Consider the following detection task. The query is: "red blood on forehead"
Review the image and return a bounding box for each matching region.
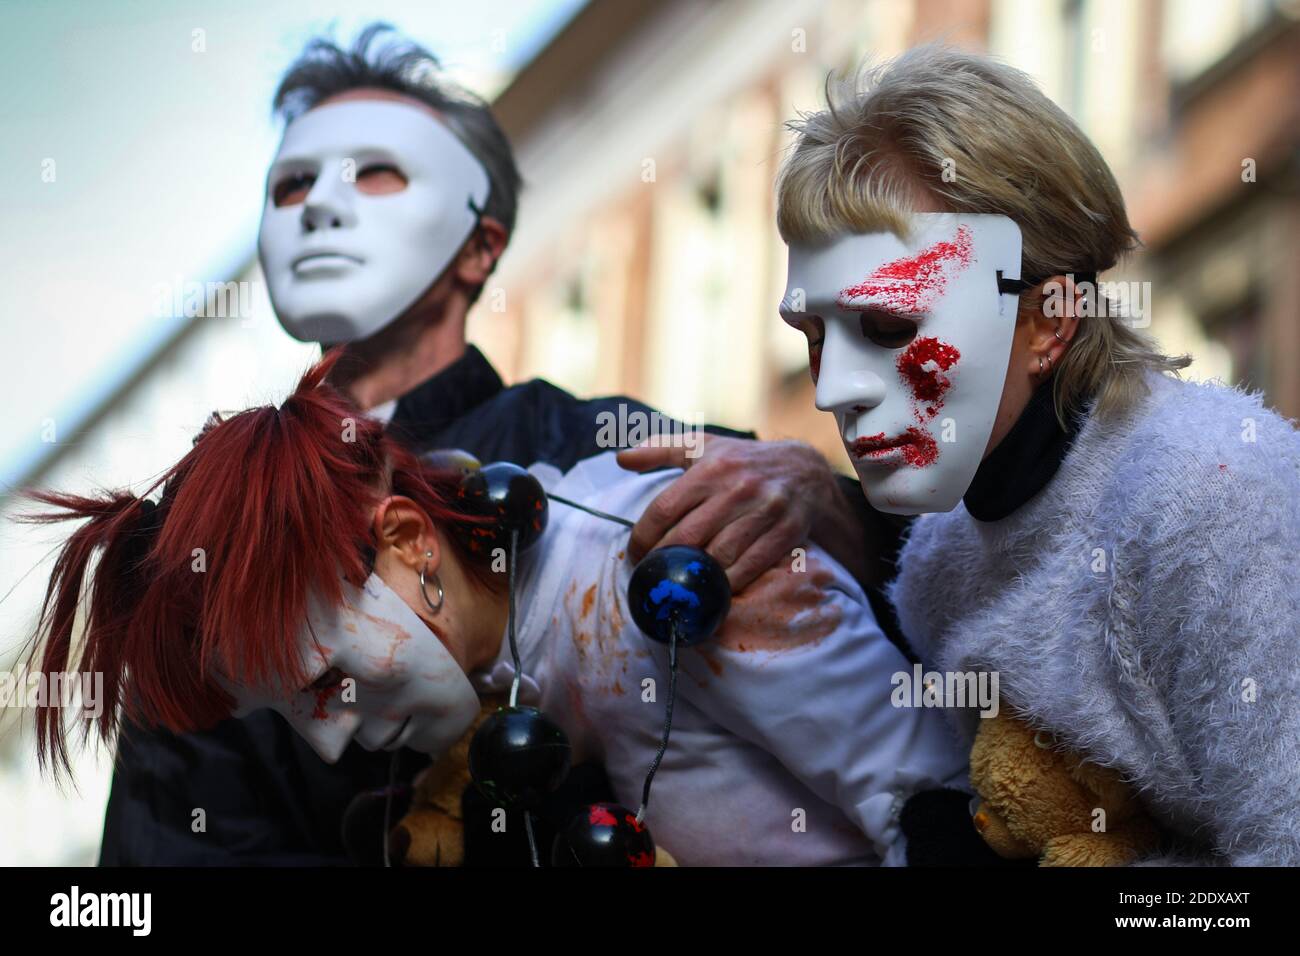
[837,225,974,314]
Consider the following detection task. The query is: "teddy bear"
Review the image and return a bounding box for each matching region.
[968,705,1161,866]
[383,695,503,866]
[386,693,676,866]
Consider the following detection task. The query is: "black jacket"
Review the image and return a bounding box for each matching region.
[98,346,755,865]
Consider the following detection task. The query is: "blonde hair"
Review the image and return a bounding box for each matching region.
[776,43,1189,425]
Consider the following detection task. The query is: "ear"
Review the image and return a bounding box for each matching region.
[1021,274,1083,374]
[452,215,509,288]
[373,495,441,572]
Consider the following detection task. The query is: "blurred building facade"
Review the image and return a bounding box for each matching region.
[477,0,1300,469]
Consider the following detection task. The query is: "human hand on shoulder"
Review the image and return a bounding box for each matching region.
[617,434,835,592]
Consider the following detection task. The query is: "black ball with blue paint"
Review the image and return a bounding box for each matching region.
[627,545,731,646]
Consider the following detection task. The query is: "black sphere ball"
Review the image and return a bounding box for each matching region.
[551,802,656,867]
[627,545,731,646]
[457,462,548,555]
[468,706,571,810]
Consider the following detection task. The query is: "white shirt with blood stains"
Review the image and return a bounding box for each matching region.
[470,451,971,866]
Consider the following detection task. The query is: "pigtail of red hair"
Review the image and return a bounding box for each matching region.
[21,490,161,775]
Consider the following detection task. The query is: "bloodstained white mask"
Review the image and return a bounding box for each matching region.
[258,99,491,344]
[226,573,481,763]
[782,213,1024,515]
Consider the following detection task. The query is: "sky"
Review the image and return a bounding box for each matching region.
[0,0,586,494]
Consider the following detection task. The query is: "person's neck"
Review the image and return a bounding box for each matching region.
[329,298,470,412]
[963,376,1086,522]
[474,588,510,673]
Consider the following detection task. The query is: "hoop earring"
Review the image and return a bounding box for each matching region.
[419,551,443,614]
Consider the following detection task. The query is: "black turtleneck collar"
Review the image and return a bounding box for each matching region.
[386,344,504,448]
[963,376,1088,522]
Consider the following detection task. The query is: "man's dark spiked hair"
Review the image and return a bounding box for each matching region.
[272,22,522,236]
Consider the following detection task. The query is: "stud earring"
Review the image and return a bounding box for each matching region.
[419,551,443,614]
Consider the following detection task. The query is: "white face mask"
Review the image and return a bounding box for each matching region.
[226,573,481,763]
[782,213,1024,515]
[258,99,491,344]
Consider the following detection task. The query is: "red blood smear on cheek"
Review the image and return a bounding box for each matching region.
[312,684,341,720]
[895,336,959,469]
[898,336,960,413]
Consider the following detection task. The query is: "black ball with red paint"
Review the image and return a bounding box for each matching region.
[551,802,657,867]
[456,462,548,555]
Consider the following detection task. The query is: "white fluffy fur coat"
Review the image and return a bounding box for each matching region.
[889,372,1300,865]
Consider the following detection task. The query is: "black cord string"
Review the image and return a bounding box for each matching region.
[502,524,542,868]
[547,492,634,528]
[507,526,522,707]
[636,618,680,822]
[549,489,685,824]
[523,810,540,867]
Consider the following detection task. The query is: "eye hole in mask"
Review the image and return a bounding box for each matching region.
[858,308,920,349]
[355,162,408,195]
[273,170,316,207]
[305,665,346,695]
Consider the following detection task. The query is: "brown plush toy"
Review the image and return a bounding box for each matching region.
[968,705,1161,866]
[388,693,677,866]
[385,694,504,866]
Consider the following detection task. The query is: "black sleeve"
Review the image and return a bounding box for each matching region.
[99,712,392,865]
[419,379,753,473]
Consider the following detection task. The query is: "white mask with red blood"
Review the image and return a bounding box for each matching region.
[223,573,481,764]
[782,213,1024,515]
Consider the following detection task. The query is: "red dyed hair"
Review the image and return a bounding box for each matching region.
[22,350,497,774]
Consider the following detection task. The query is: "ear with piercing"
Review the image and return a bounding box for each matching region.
[418,549,444,614]
[1038,326,1072,375]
